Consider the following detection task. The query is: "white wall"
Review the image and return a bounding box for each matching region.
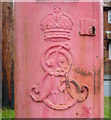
[109,42,111,60]
[104,81,111,97]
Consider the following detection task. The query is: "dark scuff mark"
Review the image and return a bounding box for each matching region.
[74,67,92,77]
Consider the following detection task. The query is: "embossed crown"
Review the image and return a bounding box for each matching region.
[41,6,73,41]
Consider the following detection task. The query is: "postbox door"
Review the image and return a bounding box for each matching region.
[15,2,104,118]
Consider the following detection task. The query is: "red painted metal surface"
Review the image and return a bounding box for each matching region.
[14,2,104,118]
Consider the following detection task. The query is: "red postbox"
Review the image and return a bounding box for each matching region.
[14,1,104,118]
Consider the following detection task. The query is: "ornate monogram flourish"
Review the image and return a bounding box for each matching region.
[30,6,89,110]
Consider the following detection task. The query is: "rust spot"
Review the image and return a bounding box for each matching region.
[95,80,101,94]
[76,112,79,116]
[93,69,96,94]
[97,80,101,92]
[97,68,101,76]
[74,67,92,76]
